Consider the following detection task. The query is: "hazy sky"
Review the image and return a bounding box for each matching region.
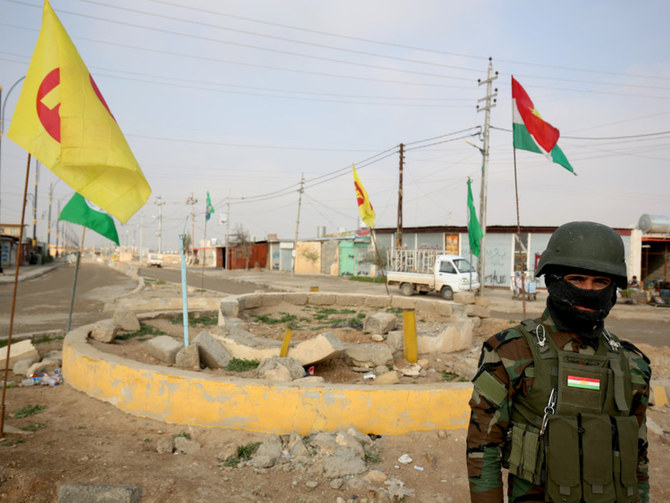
[1,0,669,252]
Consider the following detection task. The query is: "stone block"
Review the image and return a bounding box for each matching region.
[334,294,367,307]
[257,356,305,381]
[385,331,404,354]
[0,340,39,370]
[454,291,476,304]
[260,293,285,307]
[419,319,474,353]
[287,331,346,366]
[307,293,336,306]
[89,320,118,343]
[219,297,240,318]
[474,296,491,308]
[433,302,454,317]
[344,343,393,367]
[364,296,392,308]
[414,298,439,314]
[146,335,183,364]
[113,310,140,332]
[375,371,399,385]
[283,293,308,305]
[390,296,416,310]
[175,344,200,370]
[238,294,262,310]
[467,304,491,319]
[193,331,233,369]
[218,328,282,362]
[363,312,397,335]
[56,483,141,503]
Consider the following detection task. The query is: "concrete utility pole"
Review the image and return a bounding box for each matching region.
[292,173,304,276]
[154,196,165,253]
[396,143,404,248]
[476,57,498,294]
[32,160,39,247]
[186,194,198,257]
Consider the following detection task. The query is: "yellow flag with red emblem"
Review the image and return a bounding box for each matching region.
[352,165,375,228]
[7,0,150,223]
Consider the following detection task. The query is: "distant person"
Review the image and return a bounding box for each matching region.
[629,275,640,288]
[466,221,651,502]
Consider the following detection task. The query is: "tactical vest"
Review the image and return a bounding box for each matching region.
[502,319,640,503]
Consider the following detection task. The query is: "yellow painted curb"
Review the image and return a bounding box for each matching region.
[63,325,472,435]
[652,384,669,408]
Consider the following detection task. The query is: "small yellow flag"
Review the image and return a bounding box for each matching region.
[352,165,375,228]
[7,0,150,223]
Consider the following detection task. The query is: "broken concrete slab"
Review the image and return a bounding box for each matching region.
[113,310,140,332]
[419,319,474,353]
[216,327,282,363]
[12,356,39,376]
[89,320,118,343]
[146,335,183,364]
[344,343,393,368]
[193,330,232,369]
[0,339,39,370]
[284,331,346,366]
[175,343,200,370]
[56,483,141,503]
[466,304,490,319]
[307,293,336,306]
[257,356,305,381]
[219,297,240,318]
[454,291,475,304]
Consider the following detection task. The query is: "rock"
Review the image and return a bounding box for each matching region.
[257,356,305,381]
[56,483,141,503]
[397,453,412,464]
[287,433,309,458]
[193,330,232,369]
[287,332,346,366]
[43,350,63,365]
[370,334,384,342]
[175,344,200,370]
[89,320,118,343]
[249,435,282,469]
[25,360,60,377]
[156,437,174,454]
[113,310,141,332]
[174,436,201,455]
[0,340,39,370]
[216,444,238,461]
[453,291,475,304]
[363,470,388,484]
[219,297,240,318]
[419,319,474,353]
[385,331,404,353]
[344,343,393,368]
[12,357,39,376]
[375,371,399,385]
[363,312,397,335]
[146,335,183,364]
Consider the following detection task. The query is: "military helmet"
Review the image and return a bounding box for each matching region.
[536,221,627,288]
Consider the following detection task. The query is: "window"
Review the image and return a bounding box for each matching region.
[439,261,456,274]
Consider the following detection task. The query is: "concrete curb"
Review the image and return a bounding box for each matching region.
[62,322,472,435]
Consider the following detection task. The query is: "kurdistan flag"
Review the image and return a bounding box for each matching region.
[511,76,575,175]
[59,192,119,245]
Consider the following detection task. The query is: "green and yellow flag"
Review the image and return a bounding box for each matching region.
[59,192,119,245]
[467,178,483,257]
[7,0,151,223]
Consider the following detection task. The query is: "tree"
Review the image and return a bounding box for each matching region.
[230,226,253,270]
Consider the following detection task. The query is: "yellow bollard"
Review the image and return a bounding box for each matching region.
[280,328,292,357]
[403,309,418,363]
[310,286,319,292]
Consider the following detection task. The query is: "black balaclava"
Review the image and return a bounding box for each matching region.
[544,268,617,338]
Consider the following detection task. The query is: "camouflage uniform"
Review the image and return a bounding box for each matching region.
[466,310,651,503]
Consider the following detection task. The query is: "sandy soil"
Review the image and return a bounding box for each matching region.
[2,280,670,502]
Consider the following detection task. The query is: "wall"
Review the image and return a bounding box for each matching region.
[295,241,321,274]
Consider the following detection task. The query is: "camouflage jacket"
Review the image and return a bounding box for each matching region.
[466,309,651,503]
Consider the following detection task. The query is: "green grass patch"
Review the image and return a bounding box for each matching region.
[365,452,381,464]
[222,441,262,467]
[20,422,46,432]
[0,438,26,447]
[440,371,461,382]
[172,431,191,440]
[14,404,46,418]
[116,322,162,341]
[33,335,64,345]
[170,314,218,326]
[226,359,260,372]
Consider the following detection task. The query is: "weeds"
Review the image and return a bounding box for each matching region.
[20,422,46,432]
[226,359,260,372]
[172,431,191,440]
[14,404,46,418]
[116,323,162,341]
[170,313,218,326]
[222,441,261,467]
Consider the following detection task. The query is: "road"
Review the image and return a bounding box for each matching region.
[137,266,270,295]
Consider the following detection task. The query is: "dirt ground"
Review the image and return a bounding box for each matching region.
[2,280,670,502]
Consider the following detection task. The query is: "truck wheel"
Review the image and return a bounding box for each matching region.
[400,283,414,297]
[440,286,454,300]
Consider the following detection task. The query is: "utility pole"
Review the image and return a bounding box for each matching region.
[32,160,39,247]
[55,199,60,257]
[186,193,198,258]
[292,173,304,276]
[225,200,230,270]
[47,182,54,256]
[396,143,404,248]
[476,57,498,295]
[154,196,165,253]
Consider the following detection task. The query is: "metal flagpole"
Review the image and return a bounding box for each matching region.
[512,148,527,319]
[66,226,86,333]
[0,153,32,438]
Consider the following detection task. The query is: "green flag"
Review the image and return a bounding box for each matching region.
[59,192,120,245]
[205,192,214,221]
[467,178,483,257]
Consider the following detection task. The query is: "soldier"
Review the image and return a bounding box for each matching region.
[466,221,651,502]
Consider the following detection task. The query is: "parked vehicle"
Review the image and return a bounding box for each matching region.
[386,252,479,300]
[147,252,163,268]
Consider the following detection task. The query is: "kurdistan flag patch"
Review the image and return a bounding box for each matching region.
[567,375,600,390]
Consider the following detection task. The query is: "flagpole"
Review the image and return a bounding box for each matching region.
[0,153,32,439]
[66,226,86,333]
[512,148,527,318]
[201,218,207,289]
[370,230,389,296]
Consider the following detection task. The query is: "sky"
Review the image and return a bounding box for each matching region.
[1,0,669,253]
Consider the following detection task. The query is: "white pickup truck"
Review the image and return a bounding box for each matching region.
[146,253,163,268]
[386,254,479,300]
